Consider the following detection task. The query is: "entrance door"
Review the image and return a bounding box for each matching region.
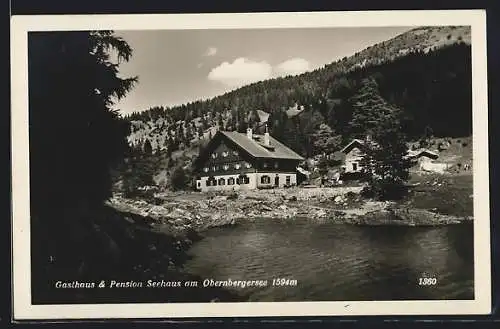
[274,175,280,187]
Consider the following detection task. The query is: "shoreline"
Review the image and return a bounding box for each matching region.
[108,186,472,231]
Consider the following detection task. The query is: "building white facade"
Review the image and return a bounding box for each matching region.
[340,139,367,173]
[195,172,298,192]
[193,129,304,192]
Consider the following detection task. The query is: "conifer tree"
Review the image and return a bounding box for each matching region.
[29,31,137,213]
[28,31,138,298]
[359,106,414,200]
[312,123,342,156]
[217,113,224,130]
[348,77,395,139]
[122,148,155,198]
[236,112,247,133]
[283,118,299,153]
[170,166,188,191]
[166,156,177,174]
[143,139,153,154]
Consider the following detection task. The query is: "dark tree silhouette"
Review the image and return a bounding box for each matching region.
[28,30,137,300]
[143,139,153,154]
[170,166,188,191]
[360,107,414,200]
[311,123,342,156]
[347,77,395,139]
[122,148,156,197]
[29,31,137,214]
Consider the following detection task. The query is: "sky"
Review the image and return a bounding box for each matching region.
[112,27,413,115]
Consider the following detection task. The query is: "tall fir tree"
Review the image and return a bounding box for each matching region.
[282,117,300,154]
[122,147,155,198]
[170,166,188,191]
[143,139,153,154]
[217,113,224,130]
[28,30,137,299]
[359,106,414,200]
[29,31,137,213]
[347,77,396,139]
[311,123,343,156]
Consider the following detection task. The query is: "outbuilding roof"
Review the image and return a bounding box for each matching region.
[340,138,439,160]
[340,139,368,153]
[406,149,439,159]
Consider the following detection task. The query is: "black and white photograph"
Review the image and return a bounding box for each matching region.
[11,10,491,319]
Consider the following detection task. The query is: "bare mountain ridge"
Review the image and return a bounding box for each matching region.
[328,25,470,73]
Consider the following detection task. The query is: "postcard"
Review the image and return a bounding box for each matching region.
[11,9,491,320]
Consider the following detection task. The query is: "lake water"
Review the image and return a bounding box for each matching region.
[184,219,474,302]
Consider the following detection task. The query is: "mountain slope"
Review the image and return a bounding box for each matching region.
[331,25,470,72]
[121,26,472,189]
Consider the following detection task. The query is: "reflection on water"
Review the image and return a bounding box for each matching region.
[184,219,474,302]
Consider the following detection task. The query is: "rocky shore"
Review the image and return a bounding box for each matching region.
[107,186,473,232]
[80,185,472,303]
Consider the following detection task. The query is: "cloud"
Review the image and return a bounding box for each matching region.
[208,57,273,88]
[197,63,204,69]
[274,58,311,76]
[207,57,312,88]
[204,47,218,56]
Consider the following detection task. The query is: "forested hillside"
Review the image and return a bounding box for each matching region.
[120,26,472,190]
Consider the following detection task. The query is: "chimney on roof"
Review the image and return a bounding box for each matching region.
[264,125,270,146]
[247,127,253,139]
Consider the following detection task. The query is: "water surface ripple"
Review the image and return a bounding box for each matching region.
[184,219,474,302]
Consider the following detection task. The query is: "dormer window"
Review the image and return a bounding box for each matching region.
[245,162,252,168]
[234,163,241,170]
[222,151,229,157]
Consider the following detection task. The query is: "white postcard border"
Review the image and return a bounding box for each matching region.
[11,10,491,320]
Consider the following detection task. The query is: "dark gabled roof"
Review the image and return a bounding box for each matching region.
[220,131,304,161]
[193,130,304,168]
[406,149,439,159]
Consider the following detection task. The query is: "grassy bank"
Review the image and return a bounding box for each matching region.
[405,173,473,217]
